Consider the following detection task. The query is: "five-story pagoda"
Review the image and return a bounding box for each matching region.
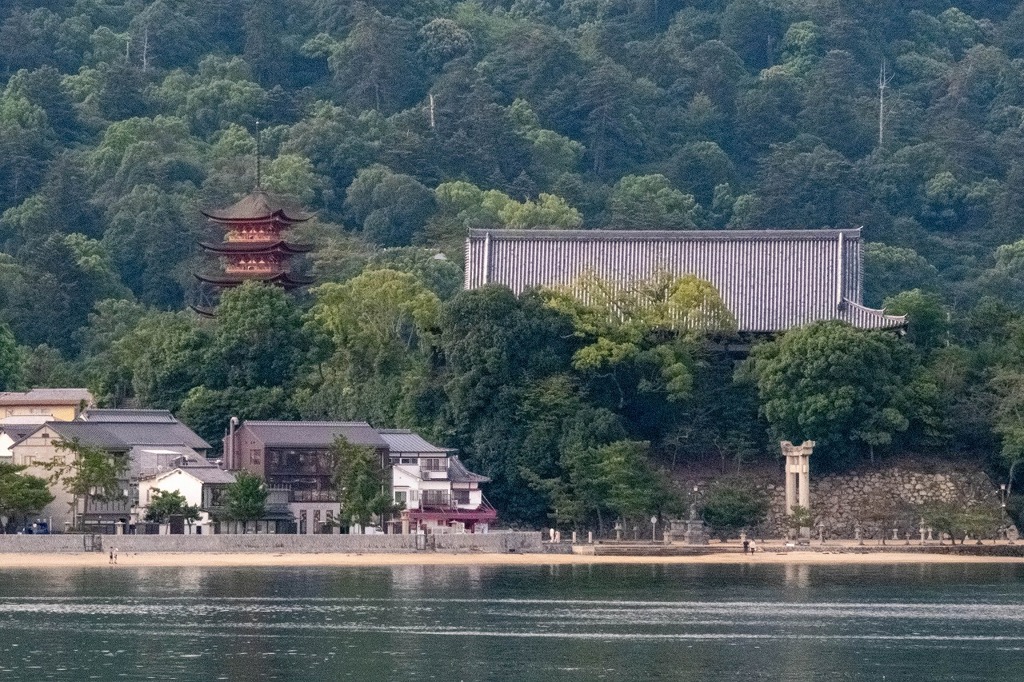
[195,188,313,297]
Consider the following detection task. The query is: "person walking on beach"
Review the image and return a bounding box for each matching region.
[743,539,750,554]
[750,539,757,553]
[109,550,114,565]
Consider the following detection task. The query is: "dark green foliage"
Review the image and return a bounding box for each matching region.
[700,480,768,539]
[221,471,268,528]
[330,437,395,528]
[741,321,937,470]
[0,462,54,531]
[144,488,199,525]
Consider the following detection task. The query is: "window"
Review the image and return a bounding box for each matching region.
[394,491,407,507]
[421,458,447,472]
[453,490,470,505]
[399,457,416,465]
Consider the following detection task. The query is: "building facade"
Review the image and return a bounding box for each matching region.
[380,430,496,534]
[137,458,236,534]
[225,421,389,534]
[10,409,210,532]
[464,228,905,332]
[0,388,94,423]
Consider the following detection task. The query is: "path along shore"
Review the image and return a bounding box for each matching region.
[2,548,1023,569]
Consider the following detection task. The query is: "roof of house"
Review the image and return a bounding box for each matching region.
[0,388,93,407]
[144,464,236,485]
[0,423,47,441]
[464,228,906,333]
[449,456,489,483]
[202,189,310,224]
[378,430,452,455]
[240,421,387,449]
[80,409,179,423]
[18,416,210,452]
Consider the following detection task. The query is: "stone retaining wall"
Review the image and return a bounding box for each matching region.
[763,465,1006,539]
[0,531,543,554]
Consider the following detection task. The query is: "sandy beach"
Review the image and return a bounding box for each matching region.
[2,550,1023,568]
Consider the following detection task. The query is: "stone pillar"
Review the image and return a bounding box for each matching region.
[781,440,815,540]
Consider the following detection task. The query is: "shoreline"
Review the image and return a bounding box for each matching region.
[2,550,1024,568]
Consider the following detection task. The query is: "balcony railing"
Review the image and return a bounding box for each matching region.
[418,491,488,511]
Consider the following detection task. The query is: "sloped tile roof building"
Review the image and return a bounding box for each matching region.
[464,228,905,333]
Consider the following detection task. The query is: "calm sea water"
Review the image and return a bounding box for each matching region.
[0,562,1022,680]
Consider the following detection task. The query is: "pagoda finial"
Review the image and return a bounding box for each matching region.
[254,118,262,190]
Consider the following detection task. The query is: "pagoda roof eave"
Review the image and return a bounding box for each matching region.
[201,189,311,224]
[194,272,314,289]
[198,240,313,254]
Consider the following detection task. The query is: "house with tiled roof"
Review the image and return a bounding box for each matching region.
[137,457,237,534]
[10,409,210,532]
[380,430,496,534]
[224,421,495,535]
[0,388,94,424]
[225,420,389,534]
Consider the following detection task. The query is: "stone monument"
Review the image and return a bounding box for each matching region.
[683,497,709,545]
[781,440,815,540]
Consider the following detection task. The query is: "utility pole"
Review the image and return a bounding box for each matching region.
[878,59,893,147]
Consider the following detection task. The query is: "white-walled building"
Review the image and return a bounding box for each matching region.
[137,459,236,534]
[380,430,495,534]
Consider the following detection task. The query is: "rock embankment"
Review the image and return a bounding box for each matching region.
[763,466,1007,539]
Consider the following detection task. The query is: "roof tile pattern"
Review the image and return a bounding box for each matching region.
[464,228,905,333]
[243,421,387,448]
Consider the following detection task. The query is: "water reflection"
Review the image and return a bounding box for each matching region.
[0,563,1022,680]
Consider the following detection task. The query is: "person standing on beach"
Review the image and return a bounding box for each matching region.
[743,539,750,554]
[750,539,756,553]
[113,547,118,564]
[109,550,114,565]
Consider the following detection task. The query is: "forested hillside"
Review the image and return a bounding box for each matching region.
[3,0,1024,526]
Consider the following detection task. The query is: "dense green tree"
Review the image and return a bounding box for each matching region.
[212,282,305,390]
[345,165,435,247]
[221,470,268,531]
[700,479,769,539]
[741,321,937,469]
[0,321,21,391]
[331,437,395,528]
[143,488,199,525]
[306,269,440,426]
[0,462,53,532]
[606,174,699,229]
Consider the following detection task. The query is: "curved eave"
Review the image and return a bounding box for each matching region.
[841,300,908,330]
[201,209,310,225]
[194,272,314,289]
[202,189,311,224]
[189,305,216,318]
[198,240,313,254]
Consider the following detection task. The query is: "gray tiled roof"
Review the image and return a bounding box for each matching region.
[378,430,451,455]
[80,409,178,423]
[464,228,905,333]
[0,423,45,441]
[242,421,387,448]
[147,465,236,485]
[449,456,489,483]
[29,418,210,452]
[44,422,127,450]
[0,388,93,406]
